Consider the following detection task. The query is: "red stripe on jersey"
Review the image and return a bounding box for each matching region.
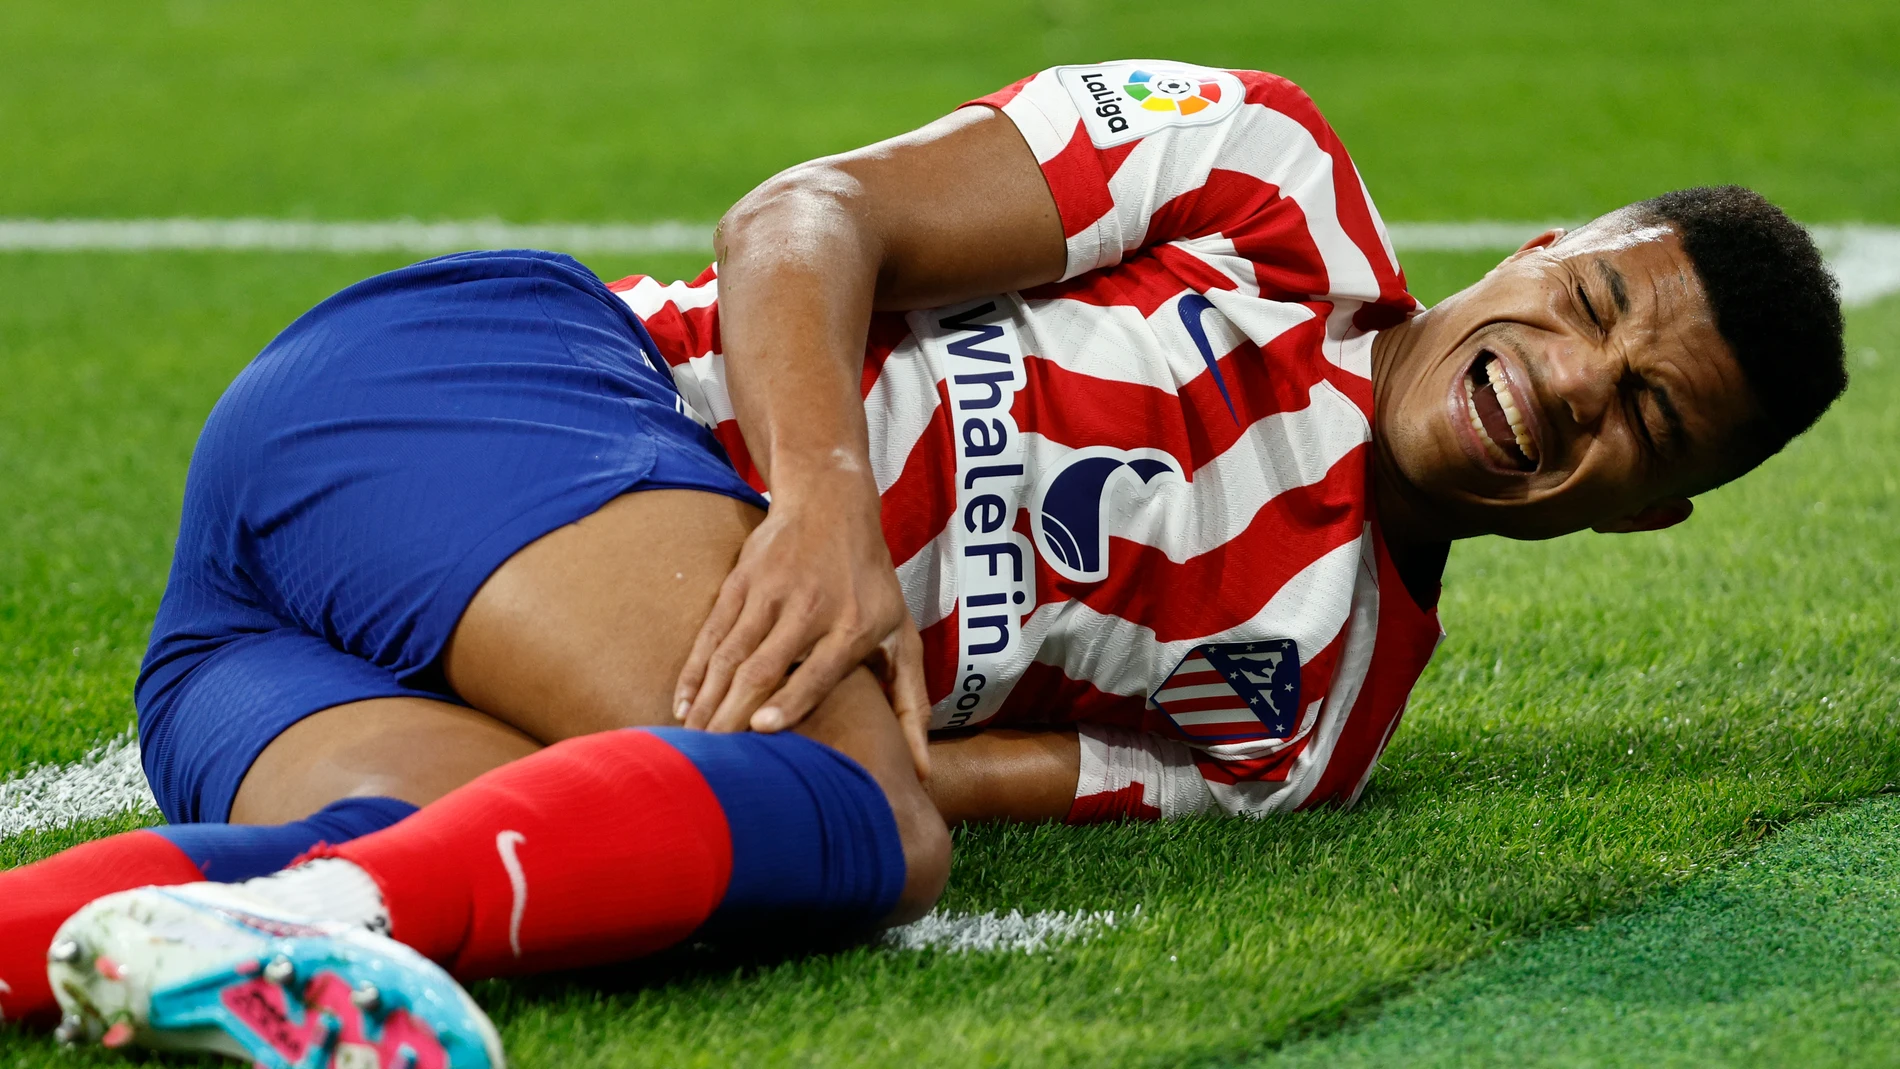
[1159,695,1256,715]
[1040,123,1117,240]
[1180,322,1336,462]
[967,76,1034,111]
[1015,355,1189,458]
[879,386,956,570]
[1012,326,1328,474]
[1235,71,1413,323]
[709,420,765,492]
[1097,140,1140,183]
[1193,745,1301,785]
[993,661,1148,729]
[605,275,639,292]
[1022,249,1219,318]
[861,312,911,396]
[1221,191,1334,301]
[1298,525,1442,806]
[1158,668,1224,689]
[920,609,953,706]
[1067,783,1160,823]
[1151,243,1242,296]
[1041,448,1368,643]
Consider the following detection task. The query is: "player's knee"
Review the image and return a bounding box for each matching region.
[887,785,951,925]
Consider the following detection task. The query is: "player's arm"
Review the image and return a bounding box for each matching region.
[675,106,1066,769]
[924,729,1080,824]
[923,724,1222,825]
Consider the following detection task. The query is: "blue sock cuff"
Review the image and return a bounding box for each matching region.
[643,728,907,923]
[153,795,418,881]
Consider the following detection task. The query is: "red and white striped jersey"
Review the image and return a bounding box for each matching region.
[610,60,1444,816]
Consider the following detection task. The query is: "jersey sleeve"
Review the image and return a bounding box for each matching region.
[969,60,1413,317]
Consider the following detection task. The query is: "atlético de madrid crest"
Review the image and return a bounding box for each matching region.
[1151,640,1302,743]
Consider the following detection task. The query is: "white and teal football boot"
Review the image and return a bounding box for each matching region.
[46,883,503,1069]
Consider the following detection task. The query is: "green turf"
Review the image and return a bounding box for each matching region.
[1262,793,1900,1068]
[2,1,1898,1066]
[2,0,1896,225]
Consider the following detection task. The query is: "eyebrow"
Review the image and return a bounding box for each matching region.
[1594,258,1630,315]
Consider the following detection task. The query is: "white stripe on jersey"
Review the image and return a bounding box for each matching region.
[1152,682,1238,703]
[1023,534,1362,704]
[895,377,1365,635]
[1172,234,1264,296]
[1019,300,1201,392]
[1205,529,1381,811]
[612,274,720,318]
[1091,104,1379,305]
[861,335,941,494]
[1208,105,1382,305]
[1029,380,1368,561]
[667,351,732,430]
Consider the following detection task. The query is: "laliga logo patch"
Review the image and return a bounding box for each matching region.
[1057,60,1244,148]
[1123,69,1223,115]
[1030,446,1182,584]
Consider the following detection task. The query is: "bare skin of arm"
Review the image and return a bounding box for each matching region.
[923,729,1079,825]
[674,106,1067,772]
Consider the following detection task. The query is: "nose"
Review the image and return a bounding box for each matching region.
[1538,337,1617,430]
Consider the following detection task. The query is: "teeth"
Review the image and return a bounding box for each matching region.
[1484,359,1539,464]
[1464,376,1512,466]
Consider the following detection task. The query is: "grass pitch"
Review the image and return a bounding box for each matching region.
[3,2,1898,1066]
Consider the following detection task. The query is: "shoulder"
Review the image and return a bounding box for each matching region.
[981,60,1335,150]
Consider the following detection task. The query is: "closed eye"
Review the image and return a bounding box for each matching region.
[1621,385,1660,461]
[1577,284,1602,330]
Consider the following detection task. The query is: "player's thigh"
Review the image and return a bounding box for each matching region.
[441,488,949,913]
[230,697,540,825]
[441,488,763,741]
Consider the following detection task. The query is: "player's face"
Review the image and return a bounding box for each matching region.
[1378,212,1759,541]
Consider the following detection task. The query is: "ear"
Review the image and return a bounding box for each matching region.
[1506,227,1567,262]
[1592,497,1693,534]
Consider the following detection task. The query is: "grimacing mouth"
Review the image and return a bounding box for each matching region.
[1444,334,1552,479]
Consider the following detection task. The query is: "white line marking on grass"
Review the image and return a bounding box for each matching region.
[1387,222,1900,308]
[1385,222,1571,251]
[0,219,1893,305]
[0,734,158,841]
[0,218,714,256]
[1811,226,1900,308]
[883,905,1138,954]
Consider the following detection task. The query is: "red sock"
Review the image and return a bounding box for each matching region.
[0,832,204,1025]
[320,730,733,980]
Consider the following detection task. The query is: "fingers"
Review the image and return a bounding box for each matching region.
[674,573,749,722]
[681,600,785,732]
[887,627,933,780]
[747,630,865,734]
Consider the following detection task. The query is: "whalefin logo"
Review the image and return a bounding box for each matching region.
[1030,446,1182,583]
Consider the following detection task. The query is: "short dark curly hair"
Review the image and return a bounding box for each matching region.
[1632,186,1846,483]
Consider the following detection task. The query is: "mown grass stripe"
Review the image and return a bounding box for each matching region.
[1261,793,1900,1067]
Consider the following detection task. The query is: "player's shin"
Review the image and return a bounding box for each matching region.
[296,727,908,979]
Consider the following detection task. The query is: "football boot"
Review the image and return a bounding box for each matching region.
[46,883,503,1068]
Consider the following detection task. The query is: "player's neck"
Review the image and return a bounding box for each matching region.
[1368,323,1456,603]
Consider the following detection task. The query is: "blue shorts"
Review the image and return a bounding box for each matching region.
[136,250,767,824]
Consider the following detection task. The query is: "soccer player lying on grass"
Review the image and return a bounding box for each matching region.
[0,61,1845,1067]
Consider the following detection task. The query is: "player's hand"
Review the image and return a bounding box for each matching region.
[674,472,931,777]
